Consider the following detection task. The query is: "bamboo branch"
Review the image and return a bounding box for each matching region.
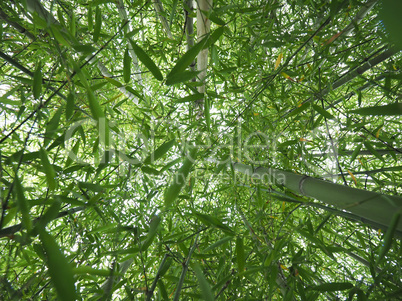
[146,254,169,301]
[173,233,199,301]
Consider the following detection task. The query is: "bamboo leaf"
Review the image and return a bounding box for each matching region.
[236,236,245,273]
[39,147,57,191]
[94,6,101,42]
[175,93,204,103]
[204,97,210,131]
[144,138,176,165]
[350,143,362,163]
[165,70,201,85]
[38,229,78,301]
[65,92,75,120]
[33,62,42,99]
[363,141,384,162]
[202,236,233,253]
[129,39,163,81]
[104,76,123,88]
[45,106,63,147]
[73,266,111,276]
[33,199,61,235]
[192,263,214,301]
[140,215,161,251]
[123,48,131,83]
[349,103,402,116]
[14,175,32,233]
[204,26,225,49]
[309,282,353,291]
[312,104,335,119]
[376,211,400,264]
[275,53,283,70]
[166,37,207,79]
[164,147,197,207]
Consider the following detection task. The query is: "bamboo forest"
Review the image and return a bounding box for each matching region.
[0,0,401,300]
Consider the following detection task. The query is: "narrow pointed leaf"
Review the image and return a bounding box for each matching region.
[45,106,63,147]
[202,236,233,253]
[129,39,163,81]
[73,266,111,276]
[144,138,176,165]
[377,211,400,264]
[164,147,197,207]
[14,175,32,232]
[236,236,245,273]
[363,141,384,162]
[193,263,214,301]
[123,48,131,83]
[167,37,207,79]
[312,104,335,119]
[39,147,57,191]
[165,70,201,85]
[94,6,101,42]
[349,103,402,115]
[310,282,353,291]
[33,62,42,99]
[39,229,78,301]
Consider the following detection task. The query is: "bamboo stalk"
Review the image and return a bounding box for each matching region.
[153,0,173,39]
[0,8,35,40]
[195,0,213,113]
[233,163,402,232]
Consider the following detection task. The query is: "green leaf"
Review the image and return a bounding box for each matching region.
[73,266,111,276]
[363,141,385,162]
[129,39,163,81]
[94,6,101,43]
[312,104,335,119]
[72,44,97,54]
[204,97,210,130]
[202,236,233,253]
[310,282,353,291]
[144,138,176,165]
[236,236,245,273]
[78,182,104,192]
[192,263,214,301]
[38,229,78,301]
[193,212,233,234]
[65,92,75,120]
[164,147,197,207]
[140,215,161,251]
[45,106,63,147]
[349,103,402,116]
[350,143,362,163]
[14,175,32,232]
[166,37,207,79]
[39,147,57,191]
[33,62,42,99]
[33,200,61,235]
[123,48,131,83]
[377,211,401,264]
[104,76,123,88]
[174,93,204,103]
[204,26,225,48]
[165,71,201,85]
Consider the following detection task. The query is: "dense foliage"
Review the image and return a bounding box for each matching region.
[0,0,401,300]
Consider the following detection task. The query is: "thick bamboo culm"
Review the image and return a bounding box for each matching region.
[233,163,402,232]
